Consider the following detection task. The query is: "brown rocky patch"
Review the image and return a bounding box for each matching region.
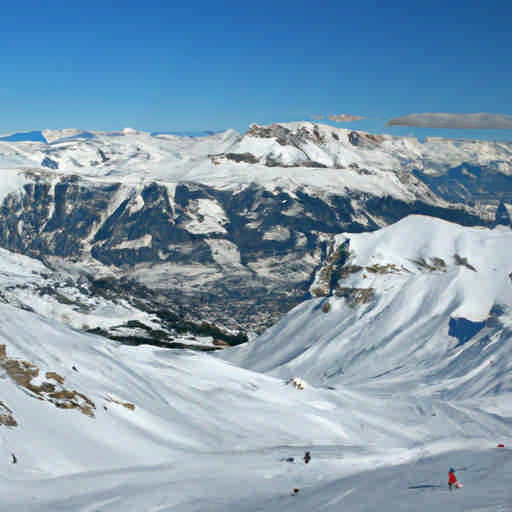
[46,371,65,384]
[348,131,384,147]
[454,254,477,272]
[0,400,17,427]
[212,339,230,348]
[411,257,447,272]
[0,344,95,418]
[335,287,375,306]
[312,244,351,297]
[365,263,402,274]
[105,393,135,411]
[321,301,331,313]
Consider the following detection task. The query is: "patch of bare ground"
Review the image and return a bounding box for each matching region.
[0,400,17,427]
[0,344,95,418]
[410,257,447,272]
[335,287,375,306]
[365,263,406,274]
[105,393,135,411]
[311,244,351,297]
[454,254,477,272]
[46,371,65,384]
[212,339,230,348]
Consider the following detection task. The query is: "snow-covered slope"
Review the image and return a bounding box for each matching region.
[0,247,245,350]
[1,122,510,333]
[0,293,510,510]
[1,120,506,190]
[0,214,511,510]
[221,216,512,400]
[1,124,511,509]
[2,122,511,190]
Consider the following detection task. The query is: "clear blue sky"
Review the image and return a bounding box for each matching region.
[1,0,511,140]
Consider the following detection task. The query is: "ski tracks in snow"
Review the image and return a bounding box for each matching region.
[326,486,356,505]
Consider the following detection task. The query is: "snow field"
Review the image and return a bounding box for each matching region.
[0,208,510,509]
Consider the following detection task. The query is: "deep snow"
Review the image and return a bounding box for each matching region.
[0,216,509,510]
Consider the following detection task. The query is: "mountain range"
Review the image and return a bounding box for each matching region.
[0,212,510,510]
[0,122,511,341]
[0,123,510,510]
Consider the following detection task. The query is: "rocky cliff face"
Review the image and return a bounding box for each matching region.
[0,172,496,334]
[0,122,510,335]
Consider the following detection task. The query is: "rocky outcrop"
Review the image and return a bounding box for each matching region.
[0,172,497,333]
[41,157,59,169]
[225,152,259,164]
[0,400,17,427]
[0,345,95,417]
[348,131,384,148]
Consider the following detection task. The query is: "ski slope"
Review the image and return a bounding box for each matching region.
[2,447,510,511]
[0,300,510,511]
[0,215,511,510]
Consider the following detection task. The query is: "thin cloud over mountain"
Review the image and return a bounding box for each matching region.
[328,114,365,123]
[387,113,512,130]
[310,115,324,120]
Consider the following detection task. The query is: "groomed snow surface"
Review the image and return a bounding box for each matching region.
[1,216,511,510]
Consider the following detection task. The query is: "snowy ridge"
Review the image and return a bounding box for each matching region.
[221,216,512,399]
[0,121,510,200]
[0,121,510,332]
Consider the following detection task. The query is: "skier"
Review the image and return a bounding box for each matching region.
[448,468,459,490]
[303,451,311,464]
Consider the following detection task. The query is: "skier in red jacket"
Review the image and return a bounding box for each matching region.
[448,468,458,490]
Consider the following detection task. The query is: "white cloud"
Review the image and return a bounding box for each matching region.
[328,114,365,123]
[386,113,512,130]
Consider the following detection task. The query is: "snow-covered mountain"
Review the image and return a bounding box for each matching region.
[0,122,510,334]
[0,215,510,510]
[221,216,512,399]
[1,121,510,509]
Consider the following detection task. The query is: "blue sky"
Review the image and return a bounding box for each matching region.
[1,0,511,140]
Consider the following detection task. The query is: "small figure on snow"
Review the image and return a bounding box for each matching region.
[303,451,311,464]
[448,468,462,490]
[11,453,17,464]
[291,488,300,496]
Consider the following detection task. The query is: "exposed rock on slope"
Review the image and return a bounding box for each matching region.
[0,122,510,333]
[0,172,492,333]
[221,216,512,399]
[0,344,95,417]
